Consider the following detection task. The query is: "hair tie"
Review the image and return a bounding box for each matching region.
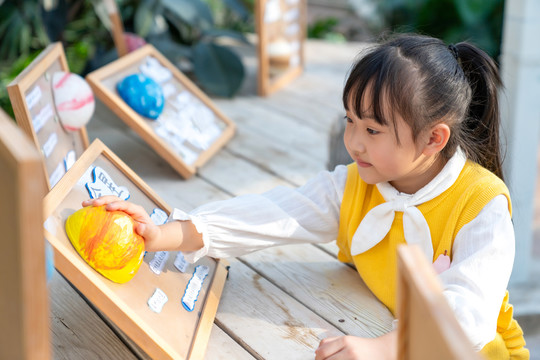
[448,44,459,60]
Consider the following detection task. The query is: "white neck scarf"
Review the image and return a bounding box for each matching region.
[350,149,467,261]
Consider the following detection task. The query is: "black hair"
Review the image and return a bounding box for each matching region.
[343,33,504,180]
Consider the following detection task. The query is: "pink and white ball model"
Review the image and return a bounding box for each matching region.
[52,71,95,131]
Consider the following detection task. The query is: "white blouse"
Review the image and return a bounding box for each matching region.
[171,152,514,350]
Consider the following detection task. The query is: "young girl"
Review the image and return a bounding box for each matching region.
[84,33,529,359]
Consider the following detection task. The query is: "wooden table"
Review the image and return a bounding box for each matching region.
[49,40,394,359]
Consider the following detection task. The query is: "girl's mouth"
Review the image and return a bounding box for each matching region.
[356,160,372,168]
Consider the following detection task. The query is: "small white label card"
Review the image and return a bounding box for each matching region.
[182,265,209,312]
[49,162,65,188]
[147,288,168,313]
[26,85,42,110]
[85,166,130,200]
[64,150,76,171]
[149,251,169,275]
[161,83,176,98]
[32,103,53,133]
[174,252,189,273]
[140,56,172,84]
[285,23,300,36]
[150,208,168,226]
[283,7,299,22]
[44,216,57,237]
[264,0,281,23]
[42,132,58,158]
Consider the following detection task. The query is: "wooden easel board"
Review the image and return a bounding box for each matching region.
[7,42,90,189]
[256,0,306,96]
[43,139,229,360]
[397,245,482,360]
[0,109,50,359]
[86,44,236,179]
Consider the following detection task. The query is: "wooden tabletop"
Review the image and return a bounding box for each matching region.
[49,40,394,360]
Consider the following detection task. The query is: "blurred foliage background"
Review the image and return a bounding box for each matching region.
[0,0,505,118]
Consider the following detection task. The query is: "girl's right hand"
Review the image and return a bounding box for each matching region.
[82,196,162,251]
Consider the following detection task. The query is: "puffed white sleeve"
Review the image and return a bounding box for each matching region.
[438,194,515,350]
[170,165,348,263]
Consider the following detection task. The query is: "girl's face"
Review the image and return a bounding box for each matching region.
[344,94,441,194]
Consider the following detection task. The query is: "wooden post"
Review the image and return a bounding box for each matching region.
[103,0,128,57]
[499,0,540,283]
[0,109,50,359]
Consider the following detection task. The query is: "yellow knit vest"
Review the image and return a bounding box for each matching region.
[337,161,529,359]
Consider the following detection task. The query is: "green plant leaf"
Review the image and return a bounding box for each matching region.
[134,0,161,37]
[223,0,250,20]
[161,0,214,30]
[192,42,244,97]
[148,33,194,61]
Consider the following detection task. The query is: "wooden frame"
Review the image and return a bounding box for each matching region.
[397,245,482,360]
[86,44,236,179]
[0,109,50,359]
[7,42,90,189]
[43,139,229,359]
[255,0,306,96]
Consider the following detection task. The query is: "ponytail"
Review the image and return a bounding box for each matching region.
[454,42,504,180]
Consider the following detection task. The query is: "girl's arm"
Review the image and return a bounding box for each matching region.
[82,196,204,252]
[177,165,348,263]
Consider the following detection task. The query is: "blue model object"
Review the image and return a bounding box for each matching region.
[45,240,54,283]
[117,74,165,120]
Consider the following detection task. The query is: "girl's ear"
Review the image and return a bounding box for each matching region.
[422,123,450,156]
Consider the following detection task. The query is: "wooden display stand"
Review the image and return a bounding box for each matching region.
[255,0,306,96]
[86,44,236,179]
[7,42,90,189]
[397,245,482,360]
[43,139,229,359]
[0,109,50,359]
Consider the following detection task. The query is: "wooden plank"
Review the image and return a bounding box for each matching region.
[215,258,345,359]
[226,125,324,186]
[205,326,257,360]
[49,271,139,360]
[198,150,292,196]
[397,245,481,360]
[213,97,329,162]
[0,109,50,360]
[240,244,394,337]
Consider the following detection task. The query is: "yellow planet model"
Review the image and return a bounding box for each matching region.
[65,205,145,284]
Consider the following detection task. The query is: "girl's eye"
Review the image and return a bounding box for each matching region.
[367,128,379,135]
[344,115,353,124]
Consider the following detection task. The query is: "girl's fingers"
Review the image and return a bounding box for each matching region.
[82,195,122,207]
[315,337,343,360]
[82,197,150,224]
